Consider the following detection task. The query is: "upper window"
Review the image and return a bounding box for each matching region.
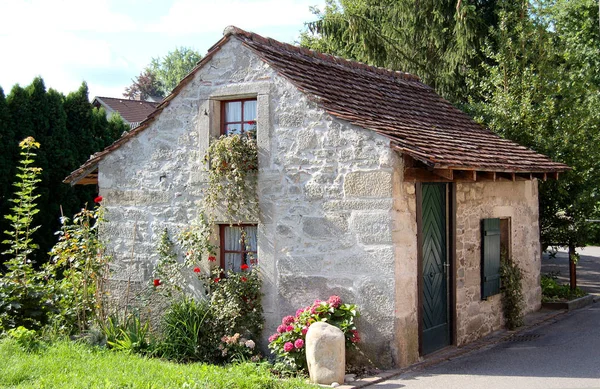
[221,99,257,136]
[220,224,257,273]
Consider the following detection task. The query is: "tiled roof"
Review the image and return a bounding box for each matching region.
[65,27,568,184]
[93,97,160,126]
[229,27,568,173]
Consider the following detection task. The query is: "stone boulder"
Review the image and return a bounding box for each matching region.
[305,322,345,385]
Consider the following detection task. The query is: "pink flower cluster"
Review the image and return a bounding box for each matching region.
[268,295,359,370]
[328,295,342,308]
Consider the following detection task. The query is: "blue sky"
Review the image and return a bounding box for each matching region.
[0,0,326,99]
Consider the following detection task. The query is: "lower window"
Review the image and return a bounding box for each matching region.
[219,224,257,273]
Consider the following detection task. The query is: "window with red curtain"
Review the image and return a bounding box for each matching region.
[220,224,257,273]
[221,99,257,136]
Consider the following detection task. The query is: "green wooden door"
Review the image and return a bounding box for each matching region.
[421,183,450,355]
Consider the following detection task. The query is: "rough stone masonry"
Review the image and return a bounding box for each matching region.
[96,36,542,368]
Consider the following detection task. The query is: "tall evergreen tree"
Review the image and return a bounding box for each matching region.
[0,88,16,269]
[1,79,127,267]
[302,0,500,103]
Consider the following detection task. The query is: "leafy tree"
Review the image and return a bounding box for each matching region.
[466,0,600,286]
[149,47,202,96]
[123,69,164,100]
[301,0,500,103]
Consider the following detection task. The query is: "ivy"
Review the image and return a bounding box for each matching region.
[500,257,524,330]
[204,133,258,225]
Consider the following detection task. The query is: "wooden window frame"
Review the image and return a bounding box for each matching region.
[219,224,258,272]
[220,98,257,136]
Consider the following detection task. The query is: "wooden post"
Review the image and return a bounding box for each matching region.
[568,243,577,290]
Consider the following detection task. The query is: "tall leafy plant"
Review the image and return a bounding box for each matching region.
[47,199,109,335]
[0,137,51,331]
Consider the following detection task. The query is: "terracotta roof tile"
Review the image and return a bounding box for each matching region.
[65,26,568,184]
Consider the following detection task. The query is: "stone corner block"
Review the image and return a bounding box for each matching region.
[344,171,392,198]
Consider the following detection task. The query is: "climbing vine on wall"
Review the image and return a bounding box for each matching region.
[500,256,524,330]
[203,133,258,224]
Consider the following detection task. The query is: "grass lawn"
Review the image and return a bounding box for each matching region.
[0,339,313,389]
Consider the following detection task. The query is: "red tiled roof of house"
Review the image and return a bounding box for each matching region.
[93,96,160,125]
[65,26,568,184]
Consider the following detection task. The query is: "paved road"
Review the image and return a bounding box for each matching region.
[542,246,600,295]
[370,305,600,388]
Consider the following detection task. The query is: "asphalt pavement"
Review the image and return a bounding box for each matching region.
[542,246,600,295]
[367,304,600,388]
[347,246,600,389]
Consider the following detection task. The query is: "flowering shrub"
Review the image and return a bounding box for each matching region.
[207,267,263,339]
[218,332,262,363]
[268,296,360,371]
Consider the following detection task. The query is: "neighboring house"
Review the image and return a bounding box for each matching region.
[66,26,569,368]
[92,96,161,129]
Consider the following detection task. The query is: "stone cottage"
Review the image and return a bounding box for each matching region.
[65,26,569,368]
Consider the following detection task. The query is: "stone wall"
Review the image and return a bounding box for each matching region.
[455,180,541,345]
[97,38,403,367]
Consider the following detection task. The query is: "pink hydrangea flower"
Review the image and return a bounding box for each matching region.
[268,333,280,343]
[277,324,287,333]
[286,325,294,332]
[328,295,342,308]
[283,342,294,352]
[350,329,361,343]
[282,315,295,325]
[295,308,305,317]
[294,339,304,349]
[313,299,322,306]
[301,327,308,336]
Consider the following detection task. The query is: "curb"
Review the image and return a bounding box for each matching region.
[337,308,576,389]
[541,294,595,310]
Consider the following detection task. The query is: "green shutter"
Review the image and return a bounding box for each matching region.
[481,218,501,299]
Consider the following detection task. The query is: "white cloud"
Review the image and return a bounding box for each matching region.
[0,0,137,34]
[146,0,320,35]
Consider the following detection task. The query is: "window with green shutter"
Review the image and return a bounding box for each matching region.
[481,218,501,299]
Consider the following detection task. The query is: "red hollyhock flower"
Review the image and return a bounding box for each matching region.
[94,196,103,203]
[208,256,217,262]
[241,277,247,282]
[153,279,161,287]
[247,120,256,125]
[193,267,201,273]
[241,264,249,270]
[214,278,220,283]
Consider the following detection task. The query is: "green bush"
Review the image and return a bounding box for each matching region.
[268,295,360,372]
[500,259,524,330]
[103,314,154,355]
[46,202,109,336]
[209,268,263,339]
[157,297,218,362]
[541,273,586,302]
[5,326,41,351]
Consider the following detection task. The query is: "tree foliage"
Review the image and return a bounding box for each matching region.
[0,78,128,267]
[466,0,600,248]
[149,47,202,96]
[302,0,500,103]
[123,69,164,100]
[124,47,202,100]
